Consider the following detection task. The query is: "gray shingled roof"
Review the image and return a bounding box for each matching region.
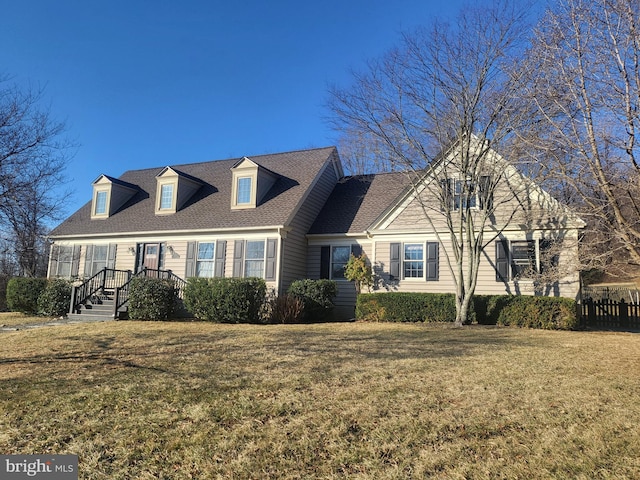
[308,172,409,235]
[50,147,337,237]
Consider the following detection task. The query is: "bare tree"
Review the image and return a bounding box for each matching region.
[522,0,640,278]
[0,77,73,277]
[328,1,560,326]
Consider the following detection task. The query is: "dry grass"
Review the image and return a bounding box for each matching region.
[0,312,54,327]
[1,321,640,479]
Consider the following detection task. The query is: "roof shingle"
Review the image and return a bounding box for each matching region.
[50,147,337,237]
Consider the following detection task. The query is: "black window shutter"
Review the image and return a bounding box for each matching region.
[496,240,509,282]
[83,245,94,277]
[185,242,196,277]
[215,240,227,277]
[135,244,144,273]
[390,243,401,280]
[320,246,330,279]
[265,238,278,281]
[107,243,116,270]
[426,242,439,281]
[232,240,244,277]
[351,244,362,258]
[479,175,493,210]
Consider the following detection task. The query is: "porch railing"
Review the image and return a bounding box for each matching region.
[69,268,133,315]
[70,267,186,319]
[113,268,187,319]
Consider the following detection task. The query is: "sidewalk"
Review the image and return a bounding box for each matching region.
[1,316,112,332]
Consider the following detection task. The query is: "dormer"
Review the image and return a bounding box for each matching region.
[230,157,279,209]
[91,175,139,219]
[155,167,203,215]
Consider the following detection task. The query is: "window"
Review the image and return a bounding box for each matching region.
[245,240,265,277]
[496,239,548,282]
[159,184,174,210]
[55,246,75,278]
[331,246,351,279]
[87,245,108,276]
[237,177,252,205]
[390,242,439,281]
[442,176,492,211]
[94,191,108,215]
[196,242,215,277]
[511,240,537,278]
[404,244,424,278]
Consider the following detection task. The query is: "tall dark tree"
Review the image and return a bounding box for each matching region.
[0,78,72,277]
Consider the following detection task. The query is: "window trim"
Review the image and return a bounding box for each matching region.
[54,245,75,278]
[403,243,425,279]
[244,239,266,278]
[195,241,216,278]
[496,238,549,282]
[442,175,492,212]
[91,189,111,219]
[231,170,258,209]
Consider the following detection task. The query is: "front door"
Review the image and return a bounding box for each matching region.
[143,243,161,270]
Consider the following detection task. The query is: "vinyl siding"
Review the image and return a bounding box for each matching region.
[281,154,340,292]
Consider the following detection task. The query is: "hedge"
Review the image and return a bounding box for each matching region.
[183,277,266,323]
[6,277,48,314]
[128,277,178,320]
[287,279,337,322]
[357,292,578,330]
[356,292,458,323]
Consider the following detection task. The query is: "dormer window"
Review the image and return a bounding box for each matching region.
[155,167,203,215]
[90,174,139,220]
[236,177,252,205]
[230,157,278,210]
[159,184,174,210]
[94,190,108,216]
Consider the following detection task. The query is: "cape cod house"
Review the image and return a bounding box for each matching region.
[48,144,583,320]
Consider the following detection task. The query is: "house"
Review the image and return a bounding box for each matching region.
[48,144,583,320]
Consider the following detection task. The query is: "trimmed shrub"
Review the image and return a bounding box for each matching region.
[287,279,338,322]
[6,277,48,314]
[473,295,513,325]
[183,277,267,323]
[128,277,177,320]
[38,279,72,317]
[356,292,457,323]
[495,296,578,330]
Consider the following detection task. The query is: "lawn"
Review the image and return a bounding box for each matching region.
[1,320,640,479]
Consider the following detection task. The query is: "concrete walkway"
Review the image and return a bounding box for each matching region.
[0,316,113,332]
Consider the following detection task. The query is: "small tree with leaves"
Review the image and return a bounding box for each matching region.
[344,253,373,294]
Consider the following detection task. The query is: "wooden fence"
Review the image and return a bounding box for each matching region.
[581,298,640,330]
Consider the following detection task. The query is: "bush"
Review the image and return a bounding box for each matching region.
[128,277,177,320]
[356,292,457,323]
[183,277,267,323]
[288,279,337,322]
[494,296,578,330]
[267,293,305,324]
[38,279,72,317]
[6,277,48,314]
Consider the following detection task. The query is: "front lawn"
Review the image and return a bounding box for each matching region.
[1,321,639,479]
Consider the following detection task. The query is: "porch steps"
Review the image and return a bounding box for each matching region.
[68,293,121,322]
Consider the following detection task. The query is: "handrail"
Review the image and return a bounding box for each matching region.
[113,268,187,318]
[69,268,133,315]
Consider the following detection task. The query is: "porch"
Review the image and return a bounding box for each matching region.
[68,267,186,321]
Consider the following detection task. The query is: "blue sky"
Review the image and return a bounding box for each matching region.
[2,0,468,217]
